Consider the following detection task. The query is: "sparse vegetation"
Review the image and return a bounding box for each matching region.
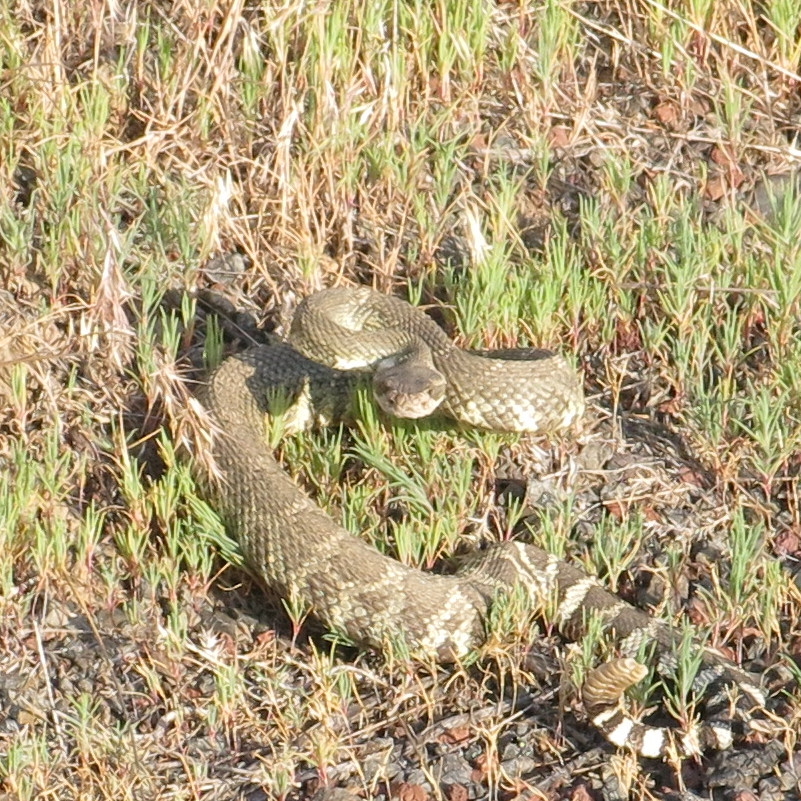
[2,0,801,799]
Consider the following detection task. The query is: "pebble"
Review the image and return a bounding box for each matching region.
[434,751,474,790]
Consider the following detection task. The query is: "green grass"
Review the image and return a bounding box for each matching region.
[2,0,801,798]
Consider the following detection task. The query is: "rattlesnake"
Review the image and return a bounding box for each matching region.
[196,287,766,757]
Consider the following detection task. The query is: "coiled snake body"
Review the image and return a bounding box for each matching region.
[197,287,765,757]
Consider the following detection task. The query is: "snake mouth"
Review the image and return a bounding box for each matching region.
[374,387,444,419]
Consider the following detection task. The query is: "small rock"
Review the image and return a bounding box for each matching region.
[501,756,537,777]
[204,253,250,285]
[435,752,473,789]
[310,789,362,801]
[391,781,429,801]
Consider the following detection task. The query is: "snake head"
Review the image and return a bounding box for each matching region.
[373,351,446,419]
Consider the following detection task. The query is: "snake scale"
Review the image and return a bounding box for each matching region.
[196,287,766,757]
